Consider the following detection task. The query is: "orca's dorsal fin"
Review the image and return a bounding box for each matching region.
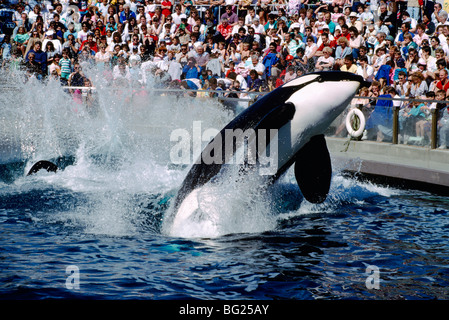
[27,160,58,176]
[294,135,332,204]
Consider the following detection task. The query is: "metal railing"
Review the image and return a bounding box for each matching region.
[2,82,448,151]
[338,95,449,150]
[172,2,291,20]
[60,86,447,150]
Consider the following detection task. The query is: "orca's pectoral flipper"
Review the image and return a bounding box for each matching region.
[294,135,332,204]
[255,102,296,132]
[27,160,58,176]
[253,102,296,163]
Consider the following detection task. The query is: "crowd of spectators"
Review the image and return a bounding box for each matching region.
[0,0,449,146]
[0,0,442,91]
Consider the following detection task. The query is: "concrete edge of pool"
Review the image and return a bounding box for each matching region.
[326,137,449,195]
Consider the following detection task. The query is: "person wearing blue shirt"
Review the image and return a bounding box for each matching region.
[1,34,12,61]
[208,77,223,98]
[365,89,395,140]
[63,23,77,40]
[262,42,280,79]
[247,69,262,92]
[324,12,336,34]
[182,57,200,79]
[395,22,414,46]
[25,41,47,76]
[334,37,352,66]
[72,0,89,20]
[119,4,136,24]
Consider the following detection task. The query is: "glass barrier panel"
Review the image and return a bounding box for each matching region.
[398,100,433,147]
[358,97,394,142]
[438,106,449,150]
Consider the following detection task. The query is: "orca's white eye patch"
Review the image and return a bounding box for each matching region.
[282,74,320,88]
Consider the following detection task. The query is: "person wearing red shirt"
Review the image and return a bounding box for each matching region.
[217,18,233,42]
[316,32,336,56]
[435,69,449,95]
[225,61,236,77]
[95,21,106,36]
[340,24,351,41]
[145,32,158,45]
[161,0,172,18]
[80,34,98,53]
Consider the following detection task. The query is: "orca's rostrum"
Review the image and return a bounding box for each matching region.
[172,71,365,219]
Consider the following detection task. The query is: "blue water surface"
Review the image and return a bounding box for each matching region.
[1,168,449,300]
[1,78,448,300]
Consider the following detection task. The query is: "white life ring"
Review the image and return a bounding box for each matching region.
[345,108,366,138]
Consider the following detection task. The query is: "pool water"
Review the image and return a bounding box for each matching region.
[1,76,449,300]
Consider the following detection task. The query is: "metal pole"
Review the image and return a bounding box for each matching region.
[392,105,399,145]
[431,108,438,149]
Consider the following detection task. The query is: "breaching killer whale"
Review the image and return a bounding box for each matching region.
[172,72,365,215]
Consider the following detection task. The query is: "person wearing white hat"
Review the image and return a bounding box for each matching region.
[42,29,63,54]
[288,22,300,32]
[348,11,363,33]
[314,12,327,34]
[43,3,55,22]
